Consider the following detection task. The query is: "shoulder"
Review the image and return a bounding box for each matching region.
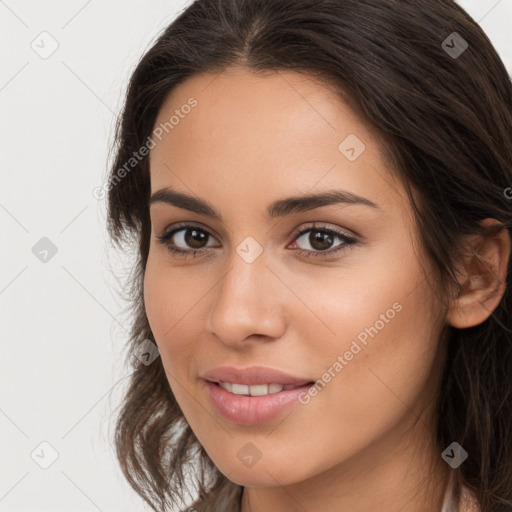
[459,485,480,512]
[442,478,481,512]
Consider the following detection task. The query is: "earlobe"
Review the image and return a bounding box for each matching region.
[445,219,511,329]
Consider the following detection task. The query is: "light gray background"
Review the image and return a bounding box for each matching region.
[1,1,511,511]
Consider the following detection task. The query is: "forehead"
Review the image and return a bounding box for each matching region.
[148,67,404,213]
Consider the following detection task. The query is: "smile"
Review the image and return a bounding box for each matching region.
[217,381,308,396]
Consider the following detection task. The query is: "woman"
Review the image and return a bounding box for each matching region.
[105,1,512,510]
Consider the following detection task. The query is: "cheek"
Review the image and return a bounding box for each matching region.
[143,258,200,372]
[303,258,443,449]
[144,258,170,338]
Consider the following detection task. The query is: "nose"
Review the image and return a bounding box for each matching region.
[206,248,287,348]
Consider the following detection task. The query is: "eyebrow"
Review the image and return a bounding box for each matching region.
[149,187,378,220]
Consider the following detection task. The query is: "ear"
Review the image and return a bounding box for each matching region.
[445,219,511,329]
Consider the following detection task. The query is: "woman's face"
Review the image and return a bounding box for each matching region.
[144,67,447,487]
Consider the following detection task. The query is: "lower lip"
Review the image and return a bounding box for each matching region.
[204,381,313,425]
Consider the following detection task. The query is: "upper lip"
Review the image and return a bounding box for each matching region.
[201,366,314,386]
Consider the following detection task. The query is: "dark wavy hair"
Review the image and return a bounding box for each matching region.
[105,0,512,510]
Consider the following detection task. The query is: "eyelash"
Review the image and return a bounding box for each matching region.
[156,222,358,260]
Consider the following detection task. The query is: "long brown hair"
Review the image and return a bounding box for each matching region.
[105,1,512,510]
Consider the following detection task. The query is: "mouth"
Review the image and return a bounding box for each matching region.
[204,379,316,425]
[208,380,315,396]
[201,365,314,387]
[200,365,317,424]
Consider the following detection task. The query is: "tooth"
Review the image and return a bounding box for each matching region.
[219,381,233,392]
[219,382,296,395]
[232,383,250,395]
[249,384,269,396]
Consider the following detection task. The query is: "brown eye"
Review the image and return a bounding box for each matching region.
[157,222,358,261]
[157,224,219,258]
[291,225,357,259]
[179,227,209,249]
[300,230,336,251]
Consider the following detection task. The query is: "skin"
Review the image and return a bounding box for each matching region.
[143,67,510,511]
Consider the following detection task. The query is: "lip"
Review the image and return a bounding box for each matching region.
[201,366,315,425]
[204,380,314,425]
[201,365,313,386]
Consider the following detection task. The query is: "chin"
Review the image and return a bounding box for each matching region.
[215,457,310,488]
